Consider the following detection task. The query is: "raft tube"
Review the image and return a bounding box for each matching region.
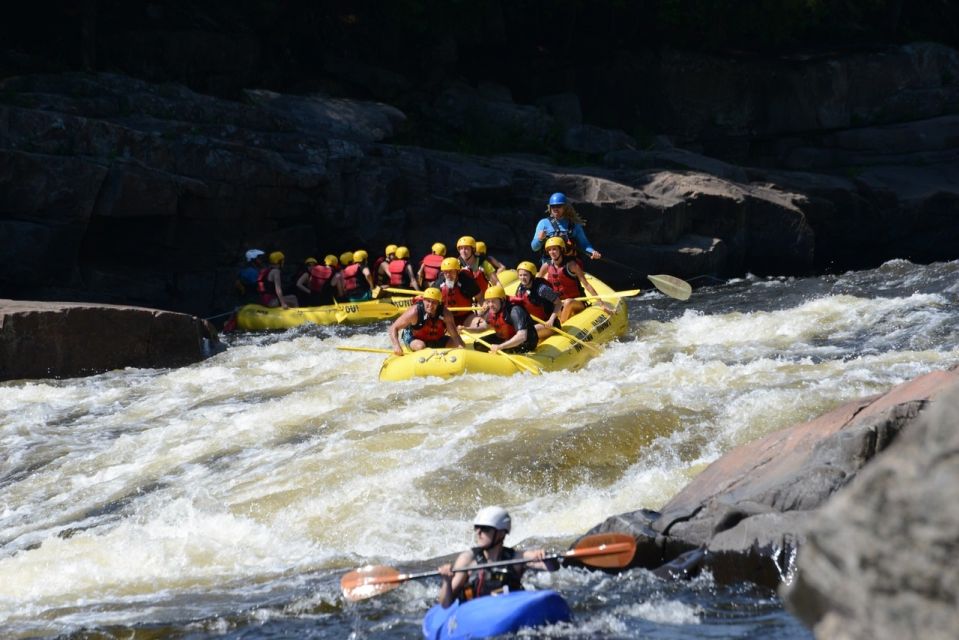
[378,271,628,380]
[235,296,415,331]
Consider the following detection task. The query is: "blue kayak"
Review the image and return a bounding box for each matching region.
[422,590,571,639]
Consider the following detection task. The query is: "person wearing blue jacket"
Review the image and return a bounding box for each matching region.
[530,192,602,262]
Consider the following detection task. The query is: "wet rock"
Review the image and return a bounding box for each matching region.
[587,367,959,588]
[0,299,220,381]
[782,385,959,640]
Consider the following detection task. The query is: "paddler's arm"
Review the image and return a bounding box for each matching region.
[442,308,466,348]
[572,262,612,312]
[406,264,421,290]
[521,548,560,572]
[387,307,417,356]
[438,550,473,608]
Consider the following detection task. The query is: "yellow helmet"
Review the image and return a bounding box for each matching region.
[269,251,285,265]
[421,287,443,302]
[385,244,398,256]
[544,237,566,251]
[353,249,368,263]
[517,261,538,274]
[456,235,476,250]
[440,257,462,272]
[432,242,447,256]
[324,254,339,267]
[475,241,487,254]
[484,284,507,300]
[305,256,318,265]
[339,251,354,265]
[395,246,410,259]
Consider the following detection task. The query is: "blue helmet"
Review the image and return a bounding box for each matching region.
[548,192,567,206]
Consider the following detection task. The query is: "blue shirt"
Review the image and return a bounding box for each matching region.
[530,217,596,255]
[238,265,260,286]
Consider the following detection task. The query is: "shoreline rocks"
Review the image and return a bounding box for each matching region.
[0,299,220,382]
[584,366,959,592]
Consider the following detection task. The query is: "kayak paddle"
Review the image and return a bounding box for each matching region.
[340,532,636,602]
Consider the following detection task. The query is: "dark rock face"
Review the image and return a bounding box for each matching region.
[0,299,219,381]
[585,368,959,589]
[2,42,959,316]
[782,385,959,640]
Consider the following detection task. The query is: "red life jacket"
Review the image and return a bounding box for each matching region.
[256,267,274,296]
[546,261,584,300]
[308,265,333,292]
[342,263,369,296]
[420,254,444,284]
[485,305,518,341]
[388,259,411,286]
[440,279,474,321]
[410,299,447,342]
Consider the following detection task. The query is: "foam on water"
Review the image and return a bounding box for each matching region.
[2,260,958,636]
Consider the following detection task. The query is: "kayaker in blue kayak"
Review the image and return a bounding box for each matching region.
[437,506,559,608]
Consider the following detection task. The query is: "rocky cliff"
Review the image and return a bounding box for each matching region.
[3,42,959,318]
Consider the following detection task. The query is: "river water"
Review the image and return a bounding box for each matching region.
[3,259,958,639]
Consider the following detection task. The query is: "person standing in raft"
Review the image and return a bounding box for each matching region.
[437,506,558,608]
[418,242,447,288]
[257,251,299,309]
[538,237,611,323]
[531,192,602,263]
[385,246,419,291]
[512,261,562,340]
[433,256,481,326]
[337,249,374,301]
[387,287,465,356]
[465,285,538,354]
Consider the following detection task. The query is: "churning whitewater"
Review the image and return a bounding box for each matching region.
[2,259,958,638]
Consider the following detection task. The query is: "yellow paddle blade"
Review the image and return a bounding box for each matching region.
[647,274,691,301]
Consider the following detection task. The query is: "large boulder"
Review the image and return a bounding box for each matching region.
[585,367,959,588]
[0,300,219,381]
[782,386,959,640]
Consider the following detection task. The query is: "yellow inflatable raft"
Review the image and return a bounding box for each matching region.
[377,271,628,380]
[236,296,414,331]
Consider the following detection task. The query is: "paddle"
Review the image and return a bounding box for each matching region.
[598,258,693,302]
[647,274,692,301]
[528,314,600,353]
[571,289,641,302]
[382,287,421,296]
[340,532,636,602]
[472,335,541,375]
[336,346,395,355]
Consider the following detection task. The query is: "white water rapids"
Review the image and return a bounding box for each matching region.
[2,260,958,638]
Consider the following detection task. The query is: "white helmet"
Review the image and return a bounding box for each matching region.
[245,249,265,261]
[474,506,511,533]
